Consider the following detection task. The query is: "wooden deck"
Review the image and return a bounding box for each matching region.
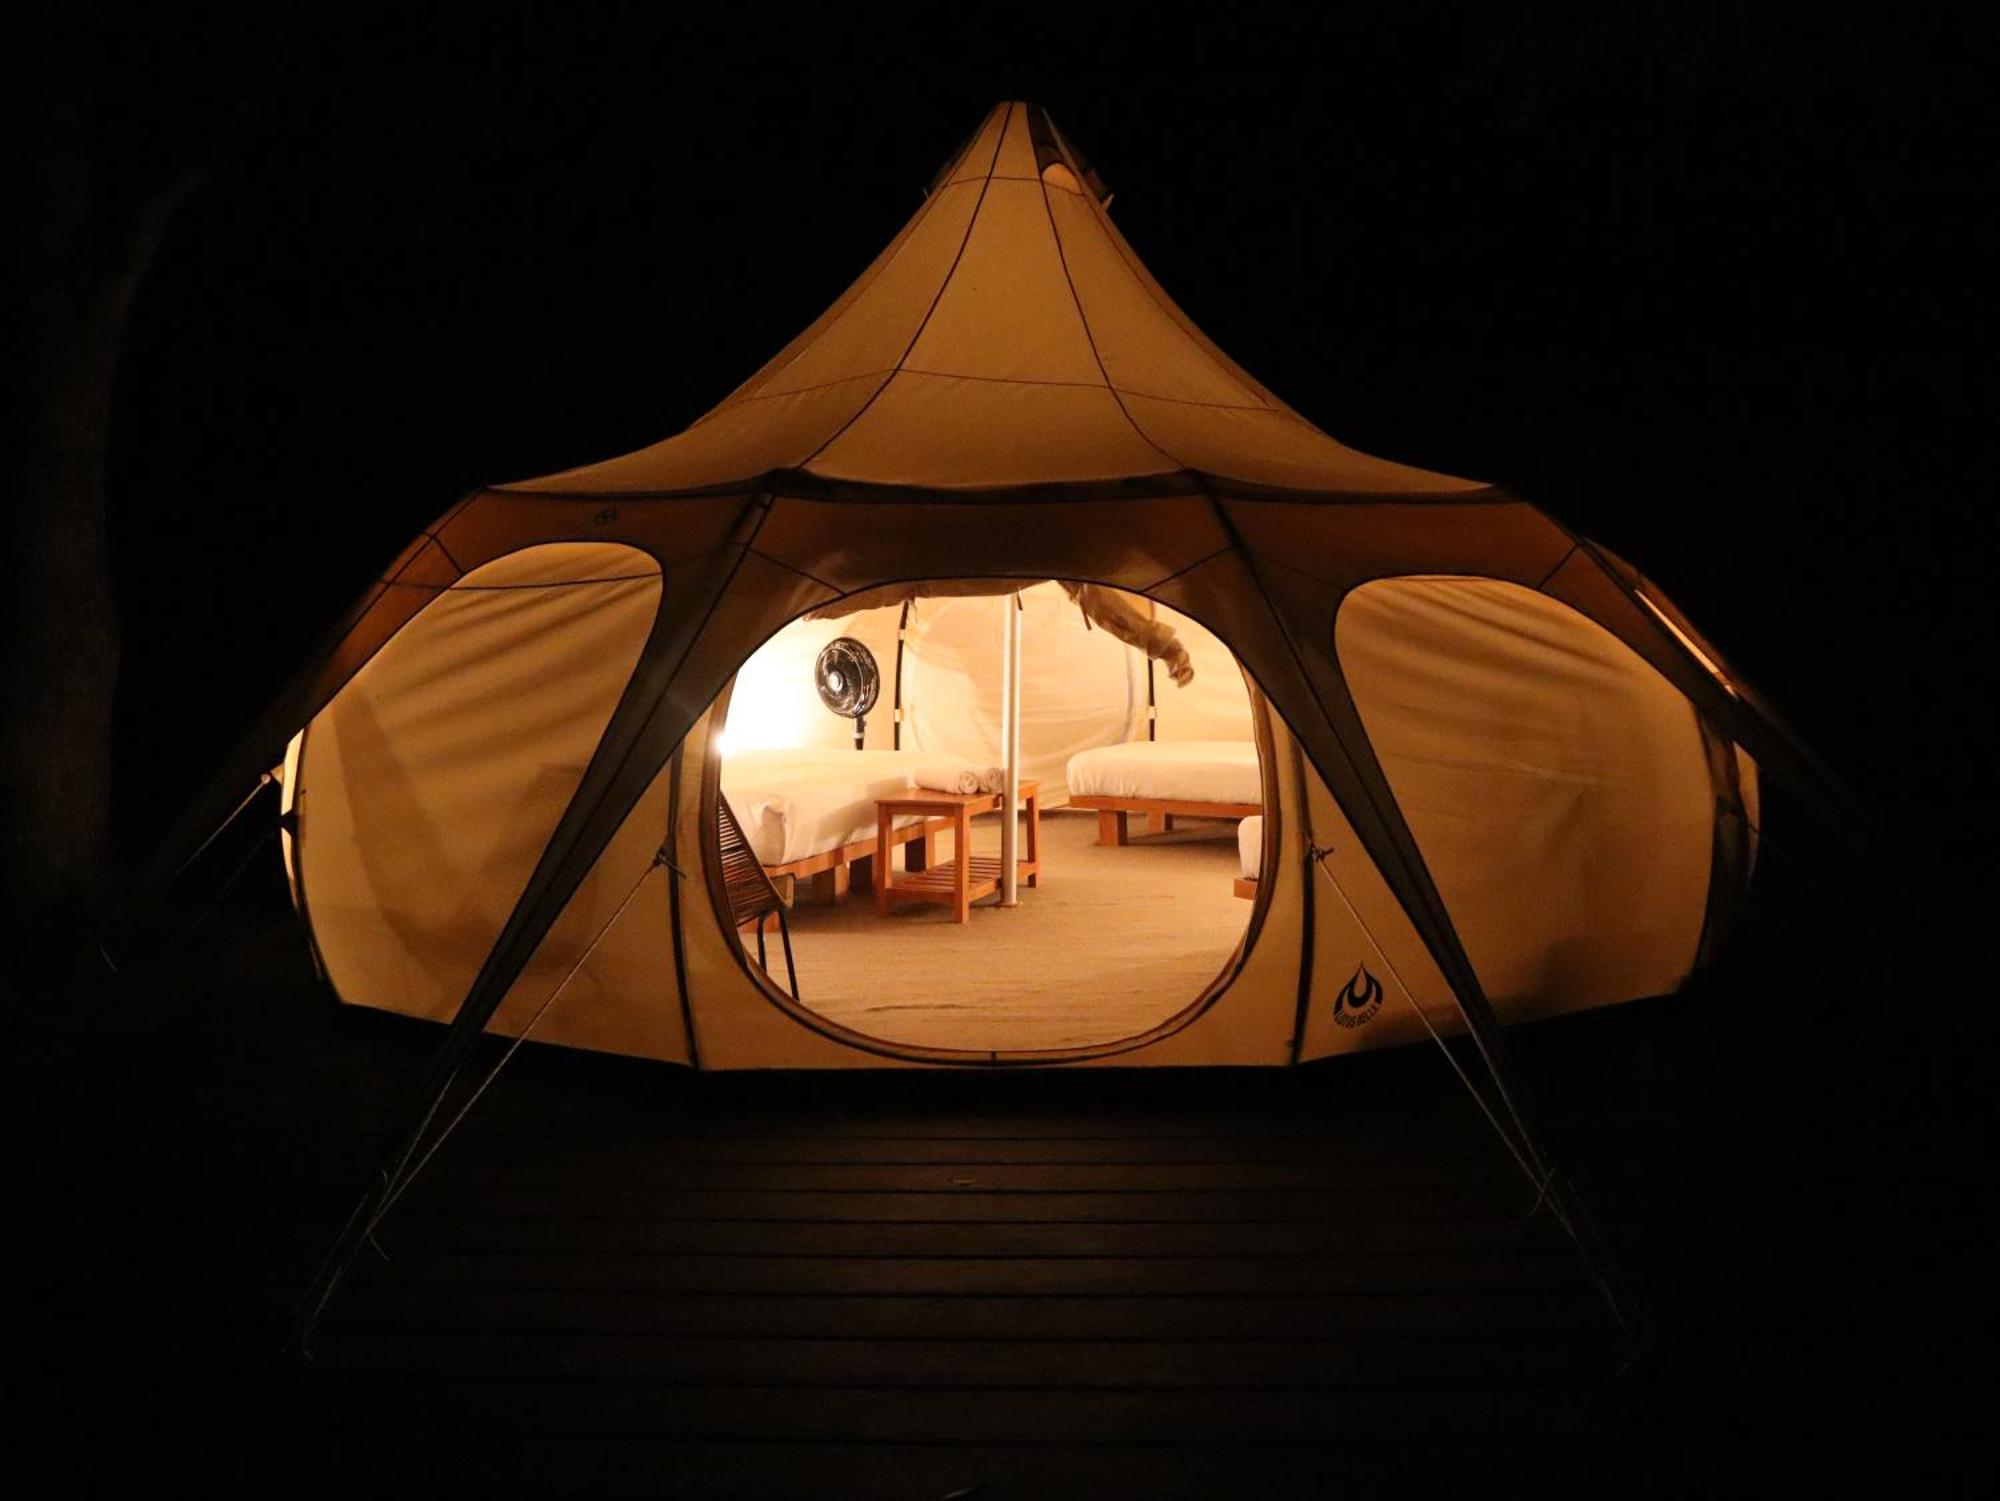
[11,878,1979,1494]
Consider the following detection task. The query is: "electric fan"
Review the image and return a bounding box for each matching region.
[815,637,880,750]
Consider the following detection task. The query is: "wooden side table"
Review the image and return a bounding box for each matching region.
[874,781,1040,923]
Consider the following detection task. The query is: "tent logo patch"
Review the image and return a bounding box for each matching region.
[1333,964,1384,1028]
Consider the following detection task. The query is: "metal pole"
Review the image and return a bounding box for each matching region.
[1000,592,1021,906]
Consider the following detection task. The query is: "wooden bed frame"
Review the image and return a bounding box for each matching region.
[1066,794,1261,848]
[761,815,956,905]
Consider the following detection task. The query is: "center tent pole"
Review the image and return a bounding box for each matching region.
[1000,591,1022,906]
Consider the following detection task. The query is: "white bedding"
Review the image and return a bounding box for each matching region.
[1238,815,1263,881]
[1065,740,1262,808]
[719,749,936,867]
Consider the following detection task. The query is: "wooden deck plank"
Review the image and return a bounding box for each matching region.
[262,1331,1630,1385]
[291,1435,1751,1500]
[166,1212,1742,1260]
[109,1135,1746,1193]
[327,1249,1602,1297]
[13,879,1980,1492]
[288,1376,1693,1444]
[306,1287,1625,1342]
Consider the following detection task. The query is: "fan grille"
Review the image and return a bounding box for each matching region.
[815,637,880,721]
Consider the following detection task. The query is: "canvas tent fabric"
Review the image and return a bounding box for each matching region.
[148,98,1840,1084]
[281,565,1733,1059]
[810,580,1197,687]
[130,100,1857,1348]
[725,581,1224,798]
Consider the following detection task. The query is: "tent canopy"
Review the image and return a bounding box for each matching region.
[507,102,1481,500]
[720,580,1251,796]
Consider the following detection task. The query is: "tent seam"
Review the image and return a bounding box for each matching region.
[481,474,1506,506]
[791,102,1014,475]
[895,366,1274,412]
[1072,172,1280,413]
[691,174,981,429]
[1030,141,1189,474]
[1137,545,1236,596]
[379,570,665,594]
[743,545,842,597]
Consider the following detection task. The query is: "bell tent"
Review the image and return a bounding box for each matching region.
[135,99,1849,1345]
[148,99,1835,1075]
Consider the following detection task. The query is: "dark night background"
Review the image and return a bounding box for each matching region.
[10,5,1994,1492]
[85,9,1992,890]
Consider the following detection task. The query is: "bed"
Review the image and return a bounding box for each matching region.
[1065,739,1262,846]
[1234,814,1263,900]
[719,749,957,897]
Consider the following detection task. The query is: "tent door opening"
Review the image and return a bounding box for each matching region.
[706,582,1273,1057]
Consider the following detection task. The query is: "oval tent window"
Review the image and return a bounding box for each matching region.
[708,581,1272,1056]
[1335,574,1732,1019]
[290,542,679,1058]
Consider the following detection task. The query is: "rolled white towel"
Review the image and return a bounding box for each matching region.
[975,766,1004,794]
[912,762,981,795]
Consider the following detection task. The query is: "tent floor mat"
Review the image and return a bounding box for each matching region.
[770,808,1245,1053]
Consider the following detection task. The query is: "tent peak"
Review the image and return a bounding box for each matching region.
[927,100,1112,205]
[507,101,1485,500]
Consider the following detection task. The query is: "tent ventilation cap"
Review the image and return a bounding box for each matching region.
[1041,161,1085,195]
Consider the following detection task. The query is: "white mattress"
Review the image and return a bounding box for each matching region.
[1238,815,1263,881]
[724,752,924,868]
[720,749,935,867]
[1066,739,1262,808]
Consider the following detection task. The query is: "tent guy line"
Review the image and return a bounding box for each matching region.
[293,850,675,1359]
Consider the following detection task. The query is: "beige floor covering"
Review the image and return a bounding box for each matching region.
[758,809,1252,1053]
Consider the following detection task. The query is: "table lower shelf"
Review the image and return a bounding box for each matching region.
[878,855,1041,919]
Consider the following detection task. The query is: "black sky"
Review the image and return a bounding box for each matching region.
[76,9,1992,884]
